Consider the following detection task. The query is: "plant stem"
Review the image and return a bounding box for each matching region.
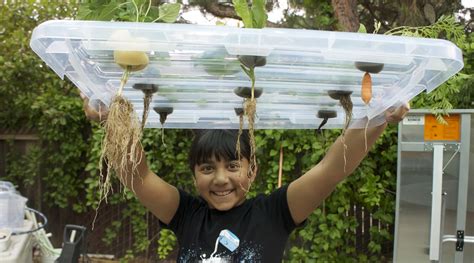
[131,0,140,22]
[250,67,255,100]
[143,0,152,22]
[118,66,131,96]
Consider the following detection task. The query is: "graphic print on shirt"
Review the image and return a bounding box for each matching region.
[178,229,263,262]
[201,229,238,262]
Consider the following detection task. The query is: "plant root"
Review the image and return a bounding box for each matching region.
[99,95,143,199]
[244,98,257,179]
[364,116,370,152]
[95,67,143,228]
[236,113,244,171]
[141,91,153,131]
[339,94,353,174]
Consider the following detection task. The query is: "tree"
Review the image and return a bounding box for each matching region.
[331,0,359,31]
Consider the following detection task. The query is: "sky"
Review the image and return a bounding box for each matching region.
[181,0,287,26]
[182,0,472,26]
[463,0,473,8]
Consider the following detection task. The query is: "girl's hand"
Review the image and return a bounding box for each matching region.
[80,93,108,122]
[385,102,410,124]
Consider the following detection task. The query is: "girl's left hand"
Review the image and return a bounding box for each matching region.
[385,103,410,124]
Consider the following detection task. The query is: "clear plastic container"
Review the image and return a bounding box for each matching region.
[0,182,14,192]
[30,20,463,129]
[0,183,27,229]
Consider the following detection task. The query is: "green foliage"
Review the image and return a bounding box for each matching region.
[77,0,181,23]
[2,1,471,262]
[358,23,367,33]
[282,126,398,261]
[0,0,91,209]
[385,15,473,123]
[284,0,336,30]
[157,229,177,259]
[232,0,268,28]
[4,141,41,187]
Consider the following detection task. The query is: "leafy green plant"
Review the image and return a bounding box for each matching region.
[385,15,471,123]
[77,0,181,23]
[232,0,267,29]
[0,0,90,209]
[157,229,177,259]
[232,0,269,179]
[4,141,41,188]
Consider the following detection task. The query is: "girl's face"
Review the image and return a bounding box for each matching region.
[194,157,255,211]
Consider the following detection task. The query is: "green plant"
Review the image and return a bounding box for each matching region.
[77,0,180,23]
[5,141,41,187]
[0,0,91,209]
[386,15,472,123]
[233,0,267,29]
[232,0,268,178]
[157,229,177,259]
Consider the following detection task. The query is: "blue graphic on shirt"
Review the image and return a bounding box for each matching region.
[200,229,240,262]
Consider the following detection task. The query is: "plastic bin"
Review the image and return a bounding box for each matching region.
[0,182,27,229]
[30,20,463,129]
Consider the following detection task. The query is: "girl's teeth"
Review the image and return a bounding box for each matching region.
[214,190,232,196]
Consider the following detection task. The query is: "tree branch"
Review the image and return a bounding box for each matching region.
[359,0,391,31]
[331,0,359,32]
[184,1,240,19]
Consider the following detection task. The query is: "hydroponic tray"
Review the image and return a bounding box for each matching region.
[30,20,463,129]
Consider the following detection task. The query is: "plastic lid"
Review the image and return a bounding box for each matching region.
[30,20,464,129]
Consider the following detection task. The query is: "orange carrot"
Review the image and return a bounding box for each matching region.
[362,72,372,104]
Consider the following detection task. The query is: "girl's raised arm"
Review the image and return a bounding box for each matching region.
[81,94,179,225]
[287,104,409,225]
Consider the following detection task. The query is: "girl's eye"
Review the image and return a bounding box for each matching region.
[228,161,241,170]
[199,165,214,174]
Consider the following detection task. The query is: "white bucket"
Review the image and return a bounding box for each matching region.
[0,183,27,229]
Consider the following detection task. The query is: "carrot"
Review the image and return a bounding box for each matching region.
[361,72,372,152]
[361,72,372,105]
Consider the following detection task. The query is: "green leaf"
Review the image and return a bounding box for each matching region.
[77,1,124,21]
[156,3,181,23]
[98,2,121,21]
[233,0,253,28]
[358,23,367,33]
[251,0,267,28]
[77,4,93,20]
[144,6,159,22]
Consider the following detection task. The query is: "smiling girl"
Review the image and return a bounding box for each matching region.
[82,95,409,262]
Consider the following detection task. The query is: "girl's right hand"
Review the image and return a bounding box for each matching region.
[80,93,108,122]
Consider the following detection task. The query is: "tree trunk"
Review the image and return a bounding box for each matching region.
[331,0,359,32]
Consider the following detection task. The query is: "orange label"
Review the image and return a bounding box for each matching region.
[424,114,460,141]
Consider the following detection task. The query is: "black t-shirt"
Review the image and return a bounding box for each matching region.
[161,185,299,262]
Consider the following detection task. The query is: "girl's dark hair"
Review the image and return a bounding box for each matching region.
[188,130,251,173]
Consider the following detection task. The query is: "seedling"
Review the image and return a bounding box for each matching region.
[327,90,353,132]
[234,107,244,168]
[100,64,147,203]
[233,86,263,99]
[328,90,353,173]
[153,107,173,146]
[232,0,268,179]
[355,61,384,151]
[77,0,181,225]
[133,83,159,130]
